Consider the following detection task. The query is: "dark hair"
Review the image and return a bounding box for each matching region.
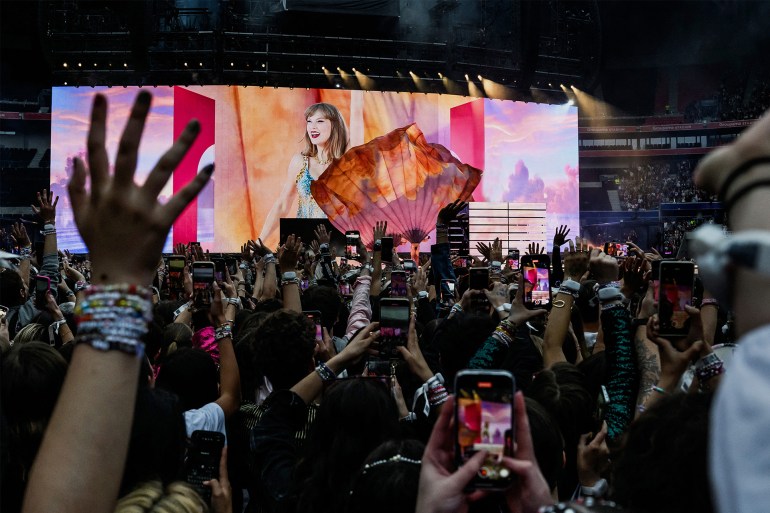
[294,378,401,513]
[302,285,343,332]
[155,347,218,412]
[611,393,714,513]
[153,299,188,327]
[431,313,498,388]
[1,342,68,488]
[345,439,425,513]
[0,269,25,308]
[577,280,599,324]
[525,397,564,491]
[251,309,316,390]
[527,362,593,500]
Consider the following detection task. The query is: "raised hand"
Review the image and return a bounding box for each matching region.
[563,239,590,281]
[278,234,302,271]
[32,189,59,224]
[437,199,467,225]
[10,222,31,248]
[410,267,428,296]
[553,224,571,247]
[526,242,545,255]
[373,220,388,241]
[314,224,331,245]
[588,248,618,285]
[396,314,433,382]
[68,92,212,285]
[475,241,492,261]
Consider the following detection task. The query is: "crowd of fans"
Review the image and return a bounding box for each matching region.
[1,91,767,513]
[617,160,717,211]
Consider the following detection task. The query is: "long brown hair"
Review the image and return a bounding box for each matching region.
[302,103,349,160]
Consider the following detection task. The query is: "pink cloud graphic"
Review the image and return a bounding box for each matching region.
[544,164,579,214]
[501,160,545,202]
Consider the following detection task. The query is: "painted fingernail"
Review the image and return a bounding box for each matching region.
[202,163,215,175]
[189,119,200,132]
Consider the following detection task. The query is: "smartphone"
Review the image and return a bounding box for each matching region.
[345,231,360,260]
[300,277,310,291]
[35,275,51,307]
[226,258,238,277]
[304,310,323,343]
[604,242,629,258]
[380,237,394,263]
[391,270,408,298]
[403,259,417,275]
[185,430,225,502]
[521,255,552,309]
[192,261,215,307]
[168,255,186,295]
[469,267,489,311]
[658,261,695,338]
[379,297,411,357]
[338,281,352,297]
[455,369,515,490]
[440,279,456,306]
[212,258,226,283]
[505,250,520,271]
[365,358,393,378]
[455,255,471,269]
[651,259,661,301]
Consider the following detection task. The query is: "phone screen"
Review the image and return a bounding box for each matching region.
[455,256,470,269]
[505,252,520,271]
[192,264,215,307]
[380,237,394,263]
[185,430,225,502]
[380,299,410,356]
[338,282,352,296]
[346,231,360,260]
[658,262,694,337]
[522,256,551,308]
[440,279,456,305]
[35,277,50,293]
[391,271,408,298]
[168,256,186,295]
[469,268,489,291]
[651,260,661,301]
[304,311,323,343]
[403,259,417,274]
[455,370,515,489]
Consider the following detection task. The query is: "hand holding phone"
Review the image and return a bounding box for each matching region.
[379,298,410,358]
[520,255,552,309]
[184,430,225,503]
[658,261,695,338]
[35,276,51,309]
[192,262,215,307]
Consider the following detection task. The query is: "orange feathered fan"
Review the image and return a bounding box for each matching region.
[311,124,482,248]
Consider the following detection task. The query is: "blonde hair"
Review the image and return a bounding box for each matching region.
[114,481,208,513]
[302,103,349,159]
[13,323,47,345]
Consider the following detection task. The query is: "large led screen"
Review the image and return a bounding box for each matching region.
[51,86,578,253]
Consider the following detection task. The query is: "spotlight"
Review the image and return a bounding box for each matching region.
[230,62,234,67]
[478,75,483,80]
[77,62,82,67]
[184,62,188,67]
[567,99,575,106]
[322,66,326,70]
[465,74,469,80]
[261,63,266,68]
[93,63,97,67]
[123,63,127,68]
[63,81,67,85]
[199,62,203,67]
[63,62,68,68]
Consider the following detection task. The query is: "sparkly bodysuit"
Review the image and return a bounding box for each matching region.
[295,155,327,218]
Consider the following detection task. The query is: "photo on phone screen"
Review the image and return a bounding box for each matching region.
[185,430,225,502]
[192,262,215,307]
[455,255,471,269]
[304,310,323,343]
[455,370,515,490]
[379,298,410,357]
[345,231,360,260]
[521,255,551,308]
[651,259,661,301]
[338,282,352,296]
[658,261,694,338]
[380,237,394,263]
[505,250,520,271]
[440,279,456,306]
[391,271,408,298]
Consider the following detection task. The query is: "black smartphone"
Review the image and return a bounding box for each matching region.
[345,231,360,260]
[304,310,323,344]
[380,237,394,263]
[379,297,410,358]
[226,257,238,277]
[185,430,225,503]
[168,255,186,299]
[35,275,51,308]
[505,250,520,271]
[469,267,489,311]
[658,261,695,338]
[521,255,552,309]
[338,281,352,297]
[212,258,226,283]
[403,259,417,275]
[455,369,515,490]
[192,261,215,307]
[391,270,408,298]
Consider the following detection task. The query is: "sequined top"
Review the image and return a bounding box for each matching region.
[295,156,327,219]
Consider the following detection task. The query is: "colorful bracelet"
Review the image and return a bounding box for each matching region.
[215,323,233,341]
[315,361,336,381]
